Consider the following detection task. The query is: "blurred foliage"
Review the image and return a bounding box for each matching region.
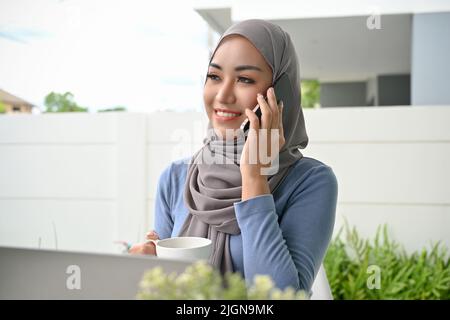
[44,91,88,113]
[137,261,307,300]
[0,100,6,113]
[97,106,127,112]
[324,222,450,300]
[301,79,320,108]
[137,222,449,300]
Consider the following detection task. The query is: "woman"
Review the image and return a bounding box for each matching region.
[129,19,338,294]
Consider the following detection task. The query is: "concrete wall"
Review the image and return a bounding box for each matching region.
[1,107,449,254]
[412,12,450,105]
[323,75,410,107]
[378,74,410,106]
[320,82,367,107]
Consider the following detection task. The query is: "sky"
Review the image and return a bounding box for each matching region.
[0,0,216,113]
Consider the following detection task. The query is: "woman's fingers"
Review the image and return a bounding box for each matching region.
[245,107,260,130]
[267,87,279,130]
[142,242,157,255]
[128,230,159,255]
[145,230,159,240]
[128,243,144,254]
[128,242,156,255]
[257,93,272,129]
[244,107,260,164]
[279,101,285,147]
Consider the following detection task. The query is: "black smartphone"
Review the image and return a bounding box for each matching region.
[240,73,291,139]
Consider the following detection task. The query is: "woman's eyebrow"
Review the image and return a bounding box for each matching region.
[209,62,262,72]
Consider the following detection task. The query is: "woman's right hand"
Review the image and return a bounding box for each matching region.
[128,230,159,255]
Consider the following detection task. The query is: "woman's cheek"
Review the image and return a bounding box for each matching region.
[245,97,259,110]
[203,97,213,118]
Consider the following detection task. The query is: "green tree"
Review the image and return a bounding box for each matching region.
[301,79,320,108]
[98,106,127,112]
[44,92,88,113]
[0,100,6,114]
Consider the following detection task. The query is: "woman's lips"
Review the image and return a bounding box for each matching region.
[214,109,243,122]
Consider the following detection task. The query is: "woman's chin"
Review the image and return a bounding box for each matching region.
[213,126,240,140]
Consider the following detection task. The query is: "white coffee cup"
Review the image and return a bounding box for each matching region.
[148,237,212,262]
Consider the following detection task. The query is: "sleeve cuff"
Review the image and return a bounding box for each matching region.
[234,193,276,219]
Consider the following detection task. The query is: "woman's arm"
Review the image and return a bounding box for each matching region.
[234,164,338,293]
[154,164,175,240]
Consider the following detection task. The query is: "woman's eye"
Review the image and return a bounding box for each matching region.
[239,77,254,84]
[206,74,220,81]
[206,74,254,84]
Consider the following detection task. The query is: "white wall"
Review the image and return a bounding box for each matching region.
[303,106,450,253]
[0,106,449,254]
[0,112,208,254]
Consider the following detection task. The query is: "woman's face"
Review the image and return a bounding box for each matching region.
[203,34,273,138]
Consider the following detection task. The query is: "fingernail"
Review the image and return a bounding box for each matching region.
[257,93,263,99]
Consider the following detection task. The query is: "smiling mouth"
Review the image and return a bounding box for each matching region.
[214,110,242,118]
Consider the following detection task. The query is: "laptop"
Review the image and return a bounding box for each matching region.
[0,246,193,300]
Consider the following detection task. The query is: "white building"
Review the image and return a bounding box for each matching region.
[194,0,450,106]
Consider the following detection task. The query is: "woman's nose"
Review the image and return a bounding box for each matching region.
[216,82,236,104]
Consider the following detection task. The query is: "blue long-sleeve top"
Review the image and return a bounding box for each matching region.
[153,155,338,294]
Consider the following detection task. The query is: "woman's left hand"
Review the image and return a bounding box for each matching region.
[240,86,285,179]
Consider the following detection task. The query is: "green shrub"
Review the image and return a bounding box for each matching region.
[301,79,320,109]
[324,222,450,300]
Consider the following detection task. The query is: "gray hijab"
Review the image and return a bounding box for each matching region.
[179,19,308,275]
